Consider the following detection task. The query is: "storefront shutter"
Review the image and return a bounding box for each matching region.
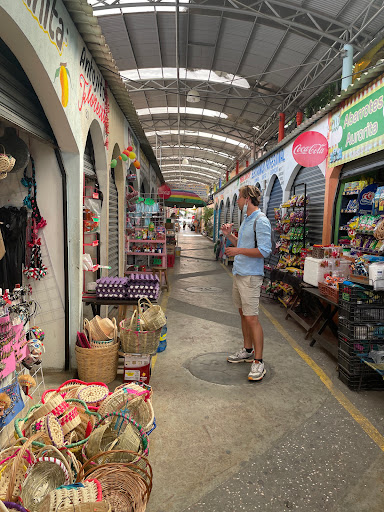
[0,39,54,143]
[213,207,218,242]
[266,178,283,268]
[217,201,224,238]
[232,195,239,230]
[108,170,119,277]
[339,152,384,179]
[225,199,231,223]
[291,166,325,246]
[255,182,264,211]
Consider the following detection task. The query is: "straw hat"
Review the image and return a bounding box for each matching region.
[88,316,116,341]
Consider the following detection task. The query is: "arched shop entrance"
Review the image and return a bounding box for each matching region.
[109,144,121,279]
[0,37,70,370]
[290,166,325,246]
[217,200,224,239]
[213,204,218,242]
[266,176,283,268]
[224,197,231,224]
[232,194,239,231]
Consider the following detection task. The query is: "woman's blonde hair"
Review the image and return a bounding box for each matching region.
[239,185,261,206]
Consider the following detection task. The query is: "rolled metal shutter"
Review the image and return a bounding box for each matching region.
[232,195,239,229]
[108,170,119,277]
[0,38,54,143]
[225,199,231,223]
[217,201,224,238]
[266,178,283,268]
[291,166,325,246]
[213,208,218,242]
[339,152,384,180]
[255,182,264,211]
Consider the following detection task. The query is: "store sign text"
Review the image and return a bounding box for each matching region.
[328,76,384,167]
[251,149,285,180]
[78,48,106,125]
[78,74,106,124]
[23,0,69,55]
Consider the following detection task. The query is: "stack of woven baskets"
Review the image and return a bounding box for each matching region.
[75,316,119,383]
[0,379,155,511]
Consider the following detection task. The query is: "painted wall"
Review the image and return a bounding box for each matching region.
[0,0,135,368]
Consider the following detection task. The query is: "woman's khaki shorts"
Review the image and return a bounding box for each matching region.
[232,274,263,316]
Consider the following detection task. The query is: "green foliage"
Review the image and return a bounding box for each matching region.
[202,207,214,237]
[304,82,338,119]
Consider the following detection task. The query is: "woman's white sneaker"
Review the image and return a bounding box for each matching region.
[248,361,266,380]
[227,347,254,363]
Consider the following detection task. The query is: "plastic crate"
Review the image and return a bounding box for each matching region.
[167,254,175,268]
[339,303,384,323]
[339,283,384,305]
[338,348,364,375]
[339,318,384,341]
[338,334,383,357]
[338,367,384,391]
[312,246,325,259]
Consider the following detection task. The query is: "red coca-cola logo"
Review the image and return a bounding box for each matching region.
[158,183,171,199]
[292,131,328,167]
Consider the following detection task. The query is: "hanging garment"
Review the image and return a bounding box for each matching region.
[0,206,28,290]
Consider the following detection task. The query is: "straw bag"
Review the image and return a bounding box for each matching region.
[30,413,65,448]
[77,455,152,512]
[138,297,166,331]
[33,393,68,421]
[75,342,118,384]
[0,145,11,173]
[83,412,149,465]
[59,406,81,435]
[120,311,161,355]
[36,478,103,512]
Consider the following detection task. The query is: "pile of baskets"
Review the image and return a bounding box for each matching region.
[75,316,119,384]
[0,379,155,511]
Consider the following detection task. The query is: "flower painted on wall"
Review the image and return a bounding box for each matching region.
[54,63,71,107]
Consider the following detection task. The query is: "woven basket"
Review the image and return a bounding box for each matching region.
[30,413,65,448]
[36,478,103,512]
[77,385,109,407]
[98,387,154,433]
[33,393,67,421]
[75,342,119,384]
[20,454,72,510]
[114,381,153,400]
[59,503,111,512]
[0,503,28,512]
[78,461,152,512]
[83,412,149,466]
[59,406,81,435]
[138,297,166,331]
[120,313,161,354]
[0,437,36,502]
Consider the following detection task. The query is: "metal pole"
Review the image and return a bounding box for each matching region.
[341,43,353,90]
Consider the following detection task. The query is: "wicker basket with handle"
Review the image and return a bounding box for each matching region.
[0,436,36,502]
[59,503,111,512]
[0,145,11,173]
[0,502,29,512]
[75,341,118,384]
[138,297,166,331]
[119,310,161,355]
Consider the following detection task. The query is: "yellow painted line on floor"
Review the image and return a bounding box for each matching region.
[220,262,384,452]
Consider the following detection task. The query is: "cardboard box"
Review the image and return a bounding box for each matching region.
[123,354,151,384]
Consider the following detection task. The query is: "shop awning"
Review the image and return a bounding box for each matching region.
[164,190,207,208]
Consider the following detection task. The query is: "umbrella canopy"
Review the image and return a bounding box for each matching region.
[164,189,207,208]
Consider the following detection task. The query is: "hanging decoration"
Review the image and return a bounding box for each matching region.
[110,146,140,170]
[21,156,48,280]
[104,83,110,150]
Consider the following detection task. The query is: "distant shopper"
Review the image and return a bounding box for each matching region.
[221,185,271,381]
[183,221,186,230]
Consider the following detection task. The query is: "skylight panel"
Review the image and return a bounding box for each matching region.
[89,0,190,16]
[160,145,234,159]
[162,170,219,181]
[136,107,227,119]
[161,164,222,174]
[146,130,248,148]
[120,67,249,89]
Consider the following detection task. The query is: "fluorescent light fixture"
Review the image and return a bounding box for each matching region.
[162,170,217,180]
[162,164,221,174]
[182,158,189,165]
[159,145,234,159]
[187,89,200,103]
[253,126,261,131]
[160,156,227,168]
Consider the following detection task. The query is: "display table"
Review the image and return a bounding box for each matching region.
[82,296,159,325]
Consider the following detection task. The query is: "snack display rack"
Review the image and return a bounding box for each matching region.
[125,189,167,270]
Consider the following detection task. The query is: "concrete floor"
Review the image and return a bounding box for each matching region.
[45,231,384,511]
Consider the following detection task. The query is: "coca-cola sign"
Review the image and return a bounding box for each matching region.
[292,131,328,167]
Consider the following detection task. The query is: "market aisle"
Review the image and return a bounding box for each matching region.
[148,232,384,512]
